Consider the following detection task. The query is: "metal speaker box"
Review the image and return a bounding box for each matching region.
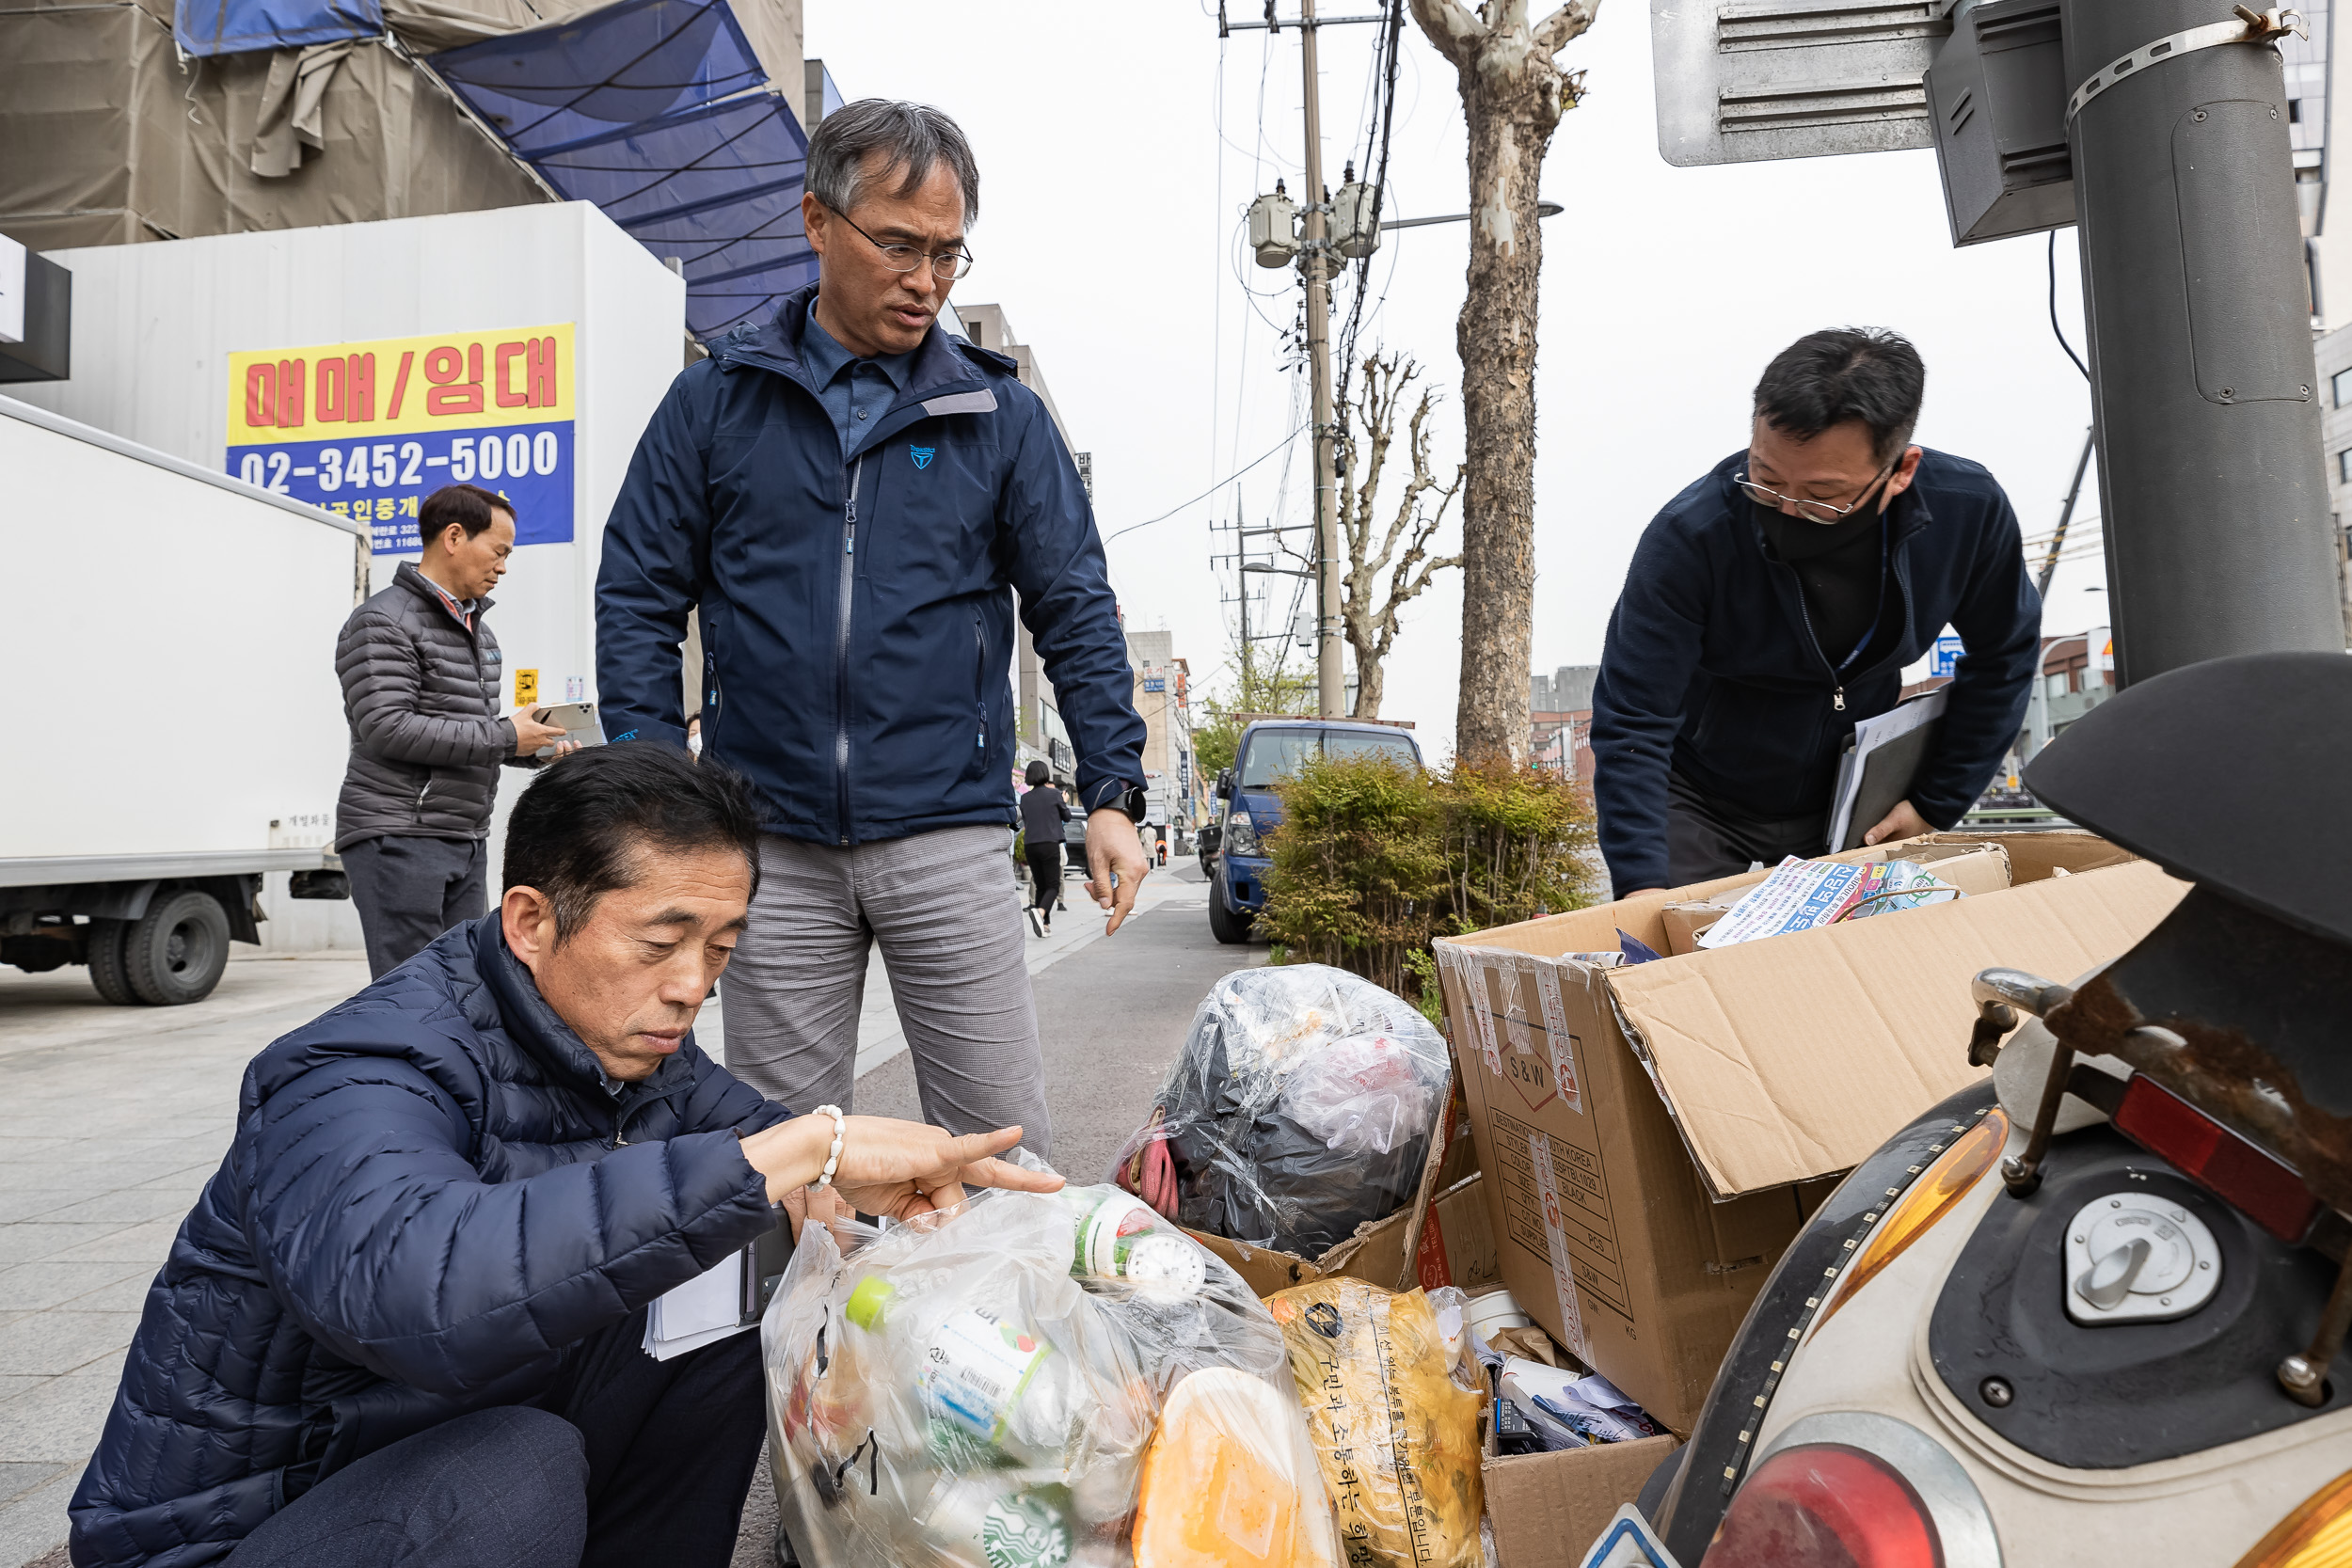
[1925,0,2075,245]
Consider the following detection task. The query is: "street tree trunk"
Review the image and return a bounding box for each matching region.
[1407,0,1598,763]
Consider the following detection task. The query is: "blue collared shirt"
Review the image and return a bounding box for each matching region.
[800,306,917,462]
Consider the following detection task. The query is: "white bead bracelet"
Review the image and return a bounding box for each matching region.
[810,1104,845,1192]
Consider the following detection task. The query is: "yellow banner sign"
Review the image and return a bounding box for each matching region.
[226,323,576,443]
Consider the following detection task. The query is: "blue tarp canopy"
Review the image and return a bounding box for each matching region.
[429,0,817,339]
[176,0,381,56]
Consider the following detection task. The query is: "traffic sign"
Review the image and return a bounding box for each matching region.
[1649,0,1954,167]
[1929,631,1964,678]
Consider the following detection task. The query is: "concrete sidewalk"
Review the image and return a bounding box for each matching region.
[0,866,1200,1567]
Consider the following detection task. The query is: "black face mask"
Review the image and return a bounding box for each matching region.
[1756,483,1885,562]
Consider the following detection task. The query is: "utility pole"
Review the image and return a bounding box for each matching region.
[1298,0,1343,718]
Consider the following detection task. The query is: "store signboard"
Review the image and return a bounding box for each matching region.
[225,323,576,554]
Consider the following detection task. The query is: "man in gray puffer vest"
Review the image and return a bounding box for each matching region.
[335,483,570,976]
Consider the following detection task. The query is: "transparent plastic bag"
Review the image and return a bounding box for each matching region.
[1266,1277,1486,1568]
[1113,964,1450,1256]
[763,1174,1343,1568]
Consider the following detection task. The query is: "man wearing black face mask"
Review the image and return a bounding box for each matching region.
[1588,327,2040,898]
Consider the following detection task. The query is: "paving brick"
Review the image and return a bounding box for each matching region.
[0,1465,76,1568]
[0,1371,119,1465]
[0,1198,77,1229]
[39,1224,178,1267]
[0,1268,149,1316]
[0,1231,122,1269]
[0,1468,59,1512]
[16,1192,198,1229]
[0,1315,136,1379]
[54,1276,152,1315]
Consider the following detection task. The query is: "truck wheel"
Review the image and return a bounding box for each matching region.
[1209,871,1252,945]
[87,918,140,1006]
[122,891,231,1006]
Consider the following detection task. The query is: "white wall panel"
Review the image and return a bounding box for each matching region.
[10,202,687,947]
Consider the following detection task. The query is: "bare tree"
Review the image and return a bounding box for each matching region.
[1407,0,1600,762]
[1337,350,1463,720]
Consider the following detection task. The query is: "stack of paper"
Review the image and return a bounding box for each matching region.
[1826,689,1947,851]
[642,1250,753,1362]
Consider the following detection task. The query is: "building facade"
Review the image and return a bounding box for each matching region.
[1530,662,1599,784]
[2308,322,2352,642]
[1125,628,1198,840]
[960,302,1098,784]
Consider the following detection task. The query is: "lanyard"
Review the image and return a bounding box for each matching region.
[1836,512,1890,673]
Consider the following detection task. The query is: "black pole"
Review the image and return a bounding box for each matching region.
[2061,0,2347,685]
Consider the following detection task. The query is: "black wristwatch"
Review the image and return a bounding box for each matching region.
[1090,783,1149,822]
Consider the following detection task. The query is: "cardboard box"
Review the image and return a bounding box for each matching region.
[1485,1423,1680,1568]
[1658,901,1729,956]
[1432,832,2183,1433]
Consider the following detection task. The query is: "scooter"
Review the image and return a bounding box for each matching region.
[1614,650,2352,1568]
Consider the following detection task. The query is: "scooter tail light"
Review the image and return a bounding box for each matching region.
[1707,1443,1940,1568]
[2111,1075,2317,1242]
[2233,1466,2352,1567]
[1819,1110,2008,1328]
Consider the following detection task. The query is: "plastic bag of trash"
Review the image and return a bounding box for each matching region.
[764,1174,1343,1568]
[1113,964,1450,1256]
[1265,1276,1486,1568]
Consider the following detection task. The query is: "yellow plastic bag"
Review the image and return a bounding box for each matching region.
[1266,1279,1485,1568]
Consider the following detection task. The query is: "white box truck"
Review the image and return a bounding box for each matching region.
[1,393,362,1003]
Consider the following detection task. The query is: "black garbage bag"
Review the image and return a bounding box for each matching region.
[1117,965,1451,1257]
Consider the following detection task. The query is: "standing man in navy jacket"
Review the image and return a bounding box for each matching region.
[1588,328,2039,898]
[595,100,1148,1159]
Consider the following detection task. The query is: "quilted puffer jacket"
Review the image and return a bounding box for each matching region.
[332,561,532,850]
[67,917,788,1568]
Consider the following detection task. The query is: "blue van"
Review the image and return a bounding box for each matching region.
[1207,718,1425,943]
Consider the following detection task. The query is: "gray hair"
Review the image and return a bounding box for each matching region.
[806,100,979,225]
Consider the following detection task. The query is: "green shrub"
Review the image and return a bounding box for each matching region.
[1436,758,1604,937]
[1255,752,1444,997]
[1255,752,1600,1000]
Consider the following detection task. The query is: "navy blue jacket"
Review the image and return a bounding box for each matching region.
[69,919,786,1568]
[596,283,1146,846]
[1590,449,2039,896]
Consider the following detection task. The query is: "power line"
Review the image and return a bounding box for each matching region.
[1102,425,1310,546]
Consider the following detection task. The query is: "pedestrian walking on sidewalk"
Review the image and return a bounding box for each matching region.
[333,483,571,978]
[596,100,1150,1162]
[1019,760,1070,936]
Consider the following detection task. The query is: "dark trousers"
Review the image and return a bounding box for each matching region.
[1025,846,1062,913]
[1664,771,1830,887]
[343,834,488,978]
[225,1312,766,1568]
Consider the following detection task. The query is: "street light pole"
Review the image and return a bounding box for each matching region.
[1297,0,1344,719]
[2061,0,2347,681]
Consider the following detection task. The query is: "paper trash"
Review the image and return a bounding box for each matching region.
[1696,855,1960,949]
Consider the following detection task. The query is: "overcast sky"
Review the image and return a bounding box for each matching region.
[805,1,2106,758]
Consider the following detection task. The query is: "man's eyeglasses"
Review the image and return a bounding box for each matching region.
[833,209,974,280]
[1734,458,1896,524]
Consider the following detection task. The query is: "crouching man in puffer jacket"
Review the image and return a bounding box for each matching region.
[67,745,1062,1568]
